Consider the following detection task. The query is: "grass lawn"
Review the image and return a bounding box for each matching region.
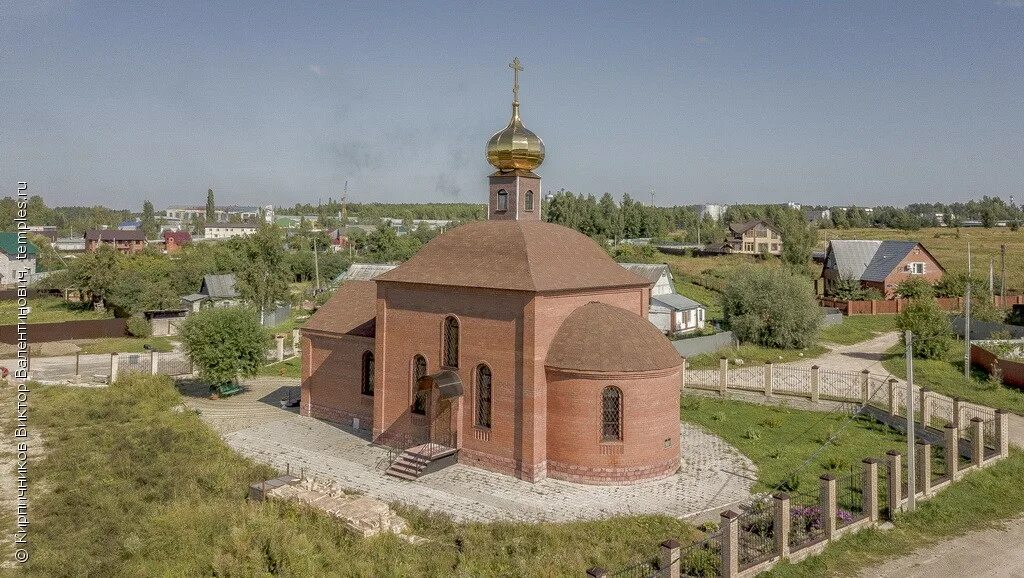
[818,315,900,345]
[765,451,1024,577]
[823,227,1024,293]
[686,344,829,370]
[25,374,707,577]
[260,356,301,378]
[882,341,1024,414]
[681,396,906,493]
[74,336,175,355]
[0,297,112,325]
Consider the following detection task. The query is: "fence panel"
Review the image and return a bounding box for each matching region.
[728,366,764,392]
[927,394,955,428]
[865,376,890,411]
[157,353,192,376]
[118,353,151,375]
[836,468,865,527]
[773,367,811,397]
[788,490,827,551]
[818,370,860,402]
[609,558,659,578]
[961,404,996,438]
[679,535,721,577]
[737,497,776,569]
[685,368,719,390]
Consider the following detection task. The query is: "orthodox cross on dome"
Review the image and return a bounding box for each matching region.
[509,57,523,104]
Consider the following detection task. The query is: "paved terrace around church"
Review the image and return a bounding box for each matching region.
[183,378,756,523]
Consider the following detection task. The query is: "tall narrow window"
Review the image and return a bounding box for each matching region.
[476,364,492,428]
[412,354,427,415]
[602,386,623,441]
[443,316,460,368]
[525,190,534,212]
[361,351,374,396]
[496,190,508,211]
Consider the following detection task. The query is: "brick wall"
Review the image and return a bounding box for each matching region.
[301,332,375,430]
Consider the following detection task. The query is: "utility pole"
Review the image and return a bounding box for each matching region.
[965,281,972,379]
[905,330,916,512]
[989,258,995,298]
[1001,245,1006,299]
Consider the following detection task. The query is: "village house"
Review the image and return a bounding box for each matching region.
[204,223,258,240]
[708,219,783,256]
[84,229,146,254]
[161,230,192,254]
[301,73,683,486]
[821,240,946,298]
[619,263,706,335]
[181,274,241,311]
[0,233,37,287]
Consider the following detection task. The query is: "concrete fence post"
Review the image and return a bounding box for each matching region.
[810,365,820,403]
[680,357,687,391]
[720,510,740,578]
[820,474,837,540]
[953,397,963,431]
[862,458,879,522]
[916,442,931,497]
[764,361,774,399]
[585,568,607,578]
[996,409,1010,459]
[888,379,899,416]
[773,492,791,559]
[109,353,119,384]
[886,450,902,518]
[919,388,930,428]
[291,328,300,352]
[75,351,81,379]
[719,357,728,396]
[860,369,870,405]
[150,350,159,375]
[944,424,960,481]
[276,335,285,363]
[971,417,985,467]
[660,539,681,578]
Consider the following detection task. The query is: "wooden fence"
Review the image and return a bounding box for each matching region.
[821,294,1024,316]
[0,318,128,344]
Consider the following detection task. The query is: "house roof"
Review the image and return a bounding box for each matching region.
[200,274,239,299]
[545,302,682,373]
[339,263,398,282]
[728,219,774,235]
[375,221,651,292]
[861,240,923,282]
[618,263,672,285]
[84,229,146,241]
[0,232,37,256]
[162,231,192,244]
[651,293,705,311]
[303,280,377,337]
[826,240,883,280]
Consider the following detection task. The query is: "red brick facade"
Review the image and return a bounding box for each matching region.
[865,245,944,298]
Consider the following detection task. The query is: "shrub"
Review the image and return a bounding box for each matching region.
[181,306,269,386]
[970,296,1008,323]
[897,298,952,359]
[722,266,822,349]
[895,278,934,300]
[125,316,152,338]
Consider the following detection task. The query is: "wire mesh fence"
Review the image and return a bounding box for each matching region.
[930,443,950,485]
[927,394,955,428]
[836,468,865,526]
[118,352,151,375]
[156,353,193,376]
[736,497,777,569]
[679,535,721,577]
[787,490,827,550]
[773,366,811,396]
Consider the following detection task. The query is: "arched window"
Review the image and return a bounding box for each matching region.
[412,354,427,415]
[496,189,509,212]
[443,316,459,368]
[476,364,492,428]
[361,351,374,396]
[601,386,623,441]
[525,190,534,212]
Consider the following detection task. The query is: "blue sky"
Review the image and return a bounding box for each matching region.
[2,1,1022,209]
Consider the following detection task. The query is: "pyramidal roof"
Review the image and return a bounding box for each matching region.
[375,220,651,292]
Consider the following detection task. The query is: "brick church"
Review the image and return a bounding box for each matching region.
[300,60,683,485]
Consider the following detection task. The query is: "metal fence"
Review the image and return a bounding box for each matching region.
[118,352,151,375]
[679,536,721,577]
[158,353,193,376]
[736,497,776,570]
[608,558,659,578]
[686,368,719,389]
[836,469,865,527]
[787,490,827,551]
[772,366,811,396]
[728,366,764,393]
[818,369,860,401]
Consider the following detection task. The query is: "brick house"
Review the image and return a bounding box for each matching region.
[162,230,192,254]
[711,219,783,255]
[822,240,946,298]
[84,230,146,254]
[300,86,683,486]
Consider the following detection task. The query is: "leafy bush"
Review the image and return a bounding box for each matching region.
[125,316,152,338]
[935,272,988,298]
[969,296,1008,323]
[722,266,822,349]
[897,298,952,359]
[895,278,935,300]
[181,307,269,386]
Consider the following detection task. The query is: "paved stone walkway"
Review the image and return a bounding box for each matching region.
[185,378,756,523]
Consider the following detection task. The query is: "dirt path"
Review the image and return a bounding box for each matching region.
[783,332,902,376]
[857,516,1024,577]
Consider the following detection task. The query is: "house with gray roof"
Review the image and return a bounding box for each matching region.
[619,262,706,334]
[822,240,945,299]
[181,274,241,311]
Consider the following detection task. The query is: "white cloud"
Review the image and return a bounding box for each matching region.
[308,64,326,76]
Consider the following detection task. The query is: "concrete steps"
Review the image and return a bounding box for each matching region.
[384,445,458,481]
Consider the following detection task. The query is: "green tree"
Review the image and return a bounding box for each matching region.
[232,225,290,318]
[140,200,158,238]
[181,307,268,387]
[206,189,216,223]
[722,266,822,349]
[897,299,951,359]
[895,278,935,300]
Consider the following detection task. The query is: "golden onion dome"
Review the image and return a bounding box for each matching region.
[486,102,545,172]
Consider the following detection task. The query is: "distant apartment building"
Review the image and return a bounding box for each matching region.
[84,230,146,254]
[165,205,262,223]
[804,208,832,225]
[697,204,729,221]
[204,223,258,240]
